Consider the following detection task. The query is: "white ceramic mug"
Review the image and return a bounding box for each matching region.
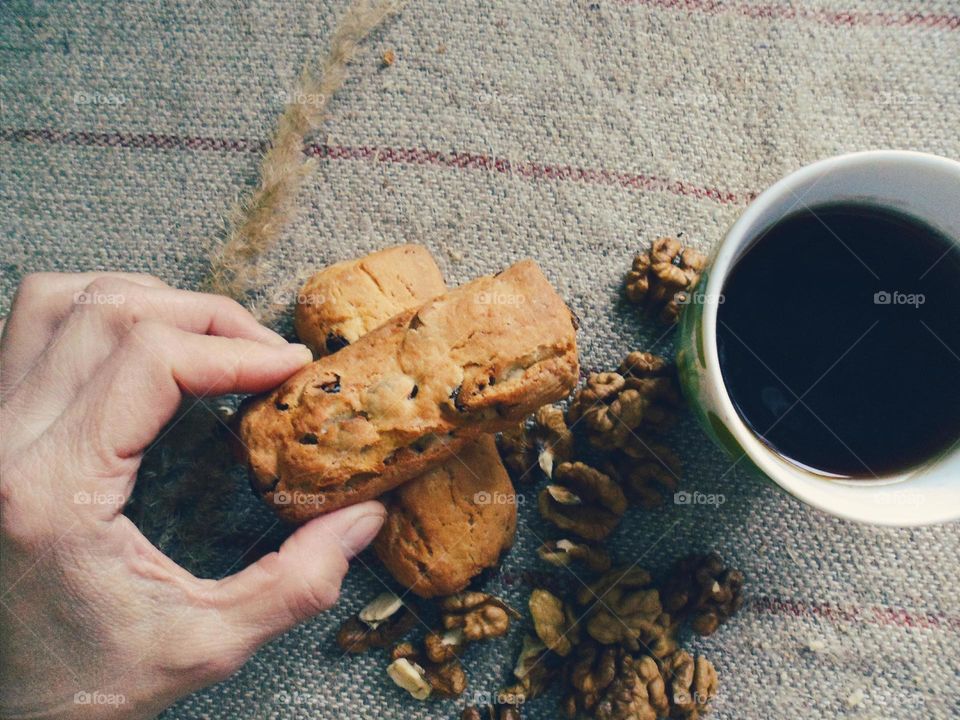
[677,150,960,526]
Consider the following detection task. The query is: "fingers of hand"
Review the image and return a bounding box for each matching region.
[41,323,311,483]
[209,502,386,648]
[0,272,167,398]
[2,277,290,452]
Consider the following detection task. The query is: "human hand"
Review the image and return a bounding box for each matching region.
[0,273,385,719]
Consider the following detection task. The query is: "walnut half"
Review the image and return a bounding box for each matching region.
[538,462,627,541]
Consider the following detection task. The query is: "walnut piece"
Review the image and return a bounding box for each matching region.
[501,634,557,702]
[664,650,718,719]
[605,443,681,509]
[577,568,677,657]
[567,353,681,455]
[625,237,707,325]
[424,628,466,663]
[358,591,404,627]
[441,592,519,641]
[529,589,577,657]
[497,423,536,479]
[335,594,415,653]
[563,644,668,720]
[565,639,619,716]
[538,539,612,573]
[538,462,627,541]
[662,552,744,636]
[461,704,522,720]
[533,404,574,476]
[386,656,432,700]
[389,641,467,698]
[498,404,574,481]
[570,640,618,694]
[596,653,669,720]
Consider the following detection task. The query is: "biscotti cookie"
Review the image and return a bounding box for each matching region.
[293,244,446,355]
[294,246,518,595]
[239,259,579,523]
[373,436,517,597]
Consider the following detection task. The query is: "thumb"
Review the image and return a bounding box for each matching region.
[212,501,386,647]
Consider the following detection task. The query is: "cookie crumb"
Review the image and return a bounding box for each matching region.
[846,687,865,707]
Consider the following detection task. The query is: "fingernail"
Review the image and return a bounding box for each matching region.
[252,323,289,345]
[284,343,314,364]
[336,512,386,558]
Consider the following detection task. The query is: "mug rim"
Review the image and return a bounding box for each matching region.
[698,150,960,526]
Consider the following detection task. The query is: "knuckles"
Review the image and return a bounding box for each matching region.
[14,272,60,304]
[0,461,52,548]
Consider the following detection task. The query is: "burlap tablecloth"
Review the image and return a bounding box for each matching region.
[2,1,959,718]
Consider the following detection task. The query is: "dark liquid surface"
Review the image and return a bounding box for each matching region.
[717,203,960,477]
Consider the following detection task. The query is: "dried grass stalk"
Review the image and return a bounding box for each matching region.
[134,1,403,567]
[206,0,404,320]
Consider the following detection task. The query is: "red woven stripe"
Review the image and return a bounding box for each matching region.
[304,142,753,204]
[1,128,755,205]
[750,595,960,631]
[620,0,960,30]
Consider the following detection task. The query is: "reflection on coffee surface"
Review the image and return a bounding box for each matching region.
[717,203,960,477]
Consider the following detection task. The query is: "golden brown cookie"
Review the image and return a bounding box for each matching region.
[293,244,446,356]
[374,436,518,597]
[239,259,579,522]
[292,247,519,595]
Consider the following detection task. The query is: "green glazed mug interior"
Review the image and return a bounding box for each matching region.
[677,150,960,526]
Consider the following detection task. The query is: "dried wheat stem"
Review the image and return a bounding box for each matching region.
[206,0,404,315]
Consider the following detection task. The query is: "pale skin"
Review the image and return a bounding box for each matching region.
[0,273,386,720]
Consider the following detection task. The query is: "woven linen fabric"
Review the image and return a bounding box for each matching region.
[2,1,959,718]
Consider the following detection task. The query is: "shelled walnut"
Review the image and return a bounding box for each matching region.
[501,634,558,702]
[441,592,519,641]
[663,650,718,719]
[567,354,681,454]
[662,553,744,636]
[563,643,667,720]
[513,550,735,720]
[568,638,624,709]
[498,404,573,480]
[335,591,416,653]
[538,539,612,573]
[625,236,707,325]
[461,704,522,720]
[424,628,466,663]
[529,589,578,657]
[387,641,467,699]
[605,443,681,509]
[596,653,669,720]
[538,462,627,541]
[576,568,676,657]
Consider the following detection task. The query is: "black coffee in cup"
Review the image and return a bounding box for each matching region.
[716,202,960,478]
